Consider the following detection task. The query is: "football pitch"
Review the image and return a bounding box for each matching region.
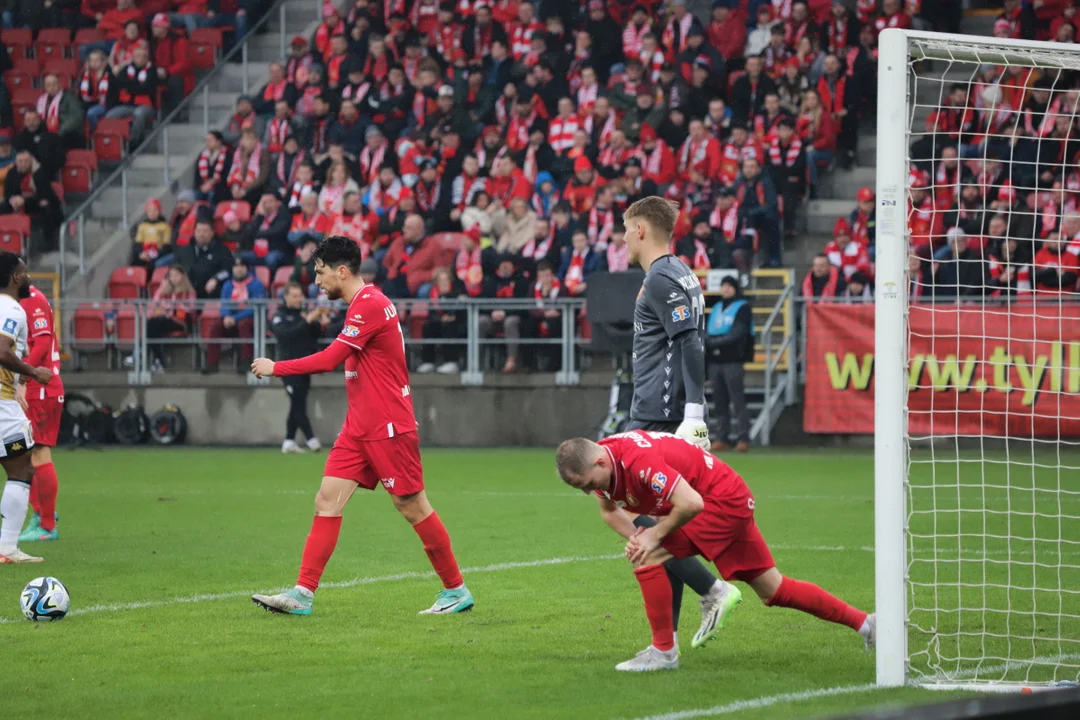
[2,446,1061,719]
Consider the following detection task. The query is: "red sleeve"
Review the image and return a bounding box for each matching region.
[706,140,722,181]
[274,339,353,376]
[25,333,50,367]
[167,37,191,78]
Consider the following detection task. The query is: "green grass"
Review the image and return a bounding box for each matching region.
[0,447,1075,719]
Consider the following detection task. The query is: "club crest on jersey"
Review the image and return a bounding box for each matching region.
[671,306,690,322]
[650,472,667,494]
[33,318,47,330]
[2,318,16,334]
[342,325,361,337]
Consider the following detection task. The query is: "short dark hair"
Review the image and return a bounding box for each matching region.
[555,438,599,483]
[537,260,554,273]
[314,235,363,275]
[0,251,23,288]
[284,280,305,294]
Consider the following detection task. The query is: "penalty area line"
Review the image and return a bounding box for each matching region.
[0,553,623,624]
[623,683,882,720]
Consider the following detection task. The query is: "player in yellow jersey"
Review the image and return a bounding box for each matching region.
[0,252,53,564]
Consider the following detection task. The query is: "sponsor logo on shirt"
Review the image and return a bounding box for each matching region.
[2,318,16,334]
[402,385,411,397]
[671,306,690,322]
[650,472,667,495]
[342,325,361,337]
[345,371,358,379]
[33,319,47,330]
[381,477,396,489]
[667,292,682,304]
[748,498,755,510]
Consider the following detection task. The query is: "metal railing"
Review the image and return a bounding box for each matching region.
[60,297,587,387]
[748,281,797,446]
[57,0,313,289]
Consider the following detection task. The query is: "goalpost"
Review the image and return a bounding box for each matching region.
[876,29,1080,690]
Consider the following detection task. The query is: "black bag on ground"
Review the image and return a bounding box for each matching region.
[113,405,149,445]
[149,405,187,445]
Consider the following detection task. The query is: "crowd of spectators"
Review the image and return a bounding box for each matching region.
[803,0,1080,305]
[0,0,272,251]
[134,0,962,372]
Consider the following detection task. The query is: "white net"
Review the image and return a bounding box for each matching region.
[901,36,1080,688]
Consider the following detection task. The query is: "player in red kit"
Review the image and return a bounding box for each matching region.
[18,285,63,543]
[249,236,473,616]
[555,431,874,671]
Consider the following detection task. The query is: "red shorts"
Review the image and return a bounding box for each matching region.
[661,498,775,583]
[323,431,425,496]
[27,395,63,447]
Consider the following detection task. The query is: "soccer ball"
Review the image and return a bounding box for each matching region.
[20,576,70,621]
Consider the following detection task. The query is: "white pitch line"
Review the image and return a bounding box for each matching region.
[625,683,882,720]
[0,553,622,624]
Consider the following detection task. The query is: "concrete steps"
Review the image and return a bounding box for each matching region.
[62,0,318,293]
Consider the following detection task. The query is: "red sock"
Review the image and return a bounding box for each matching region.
[766,576,868,631]
[634,564,675,652]
[35,463,58,531]
[296,515,342,593]
[28,471,39,514]
[413,512,463,589]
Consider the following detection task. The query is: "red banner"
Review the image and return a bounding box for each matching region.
[804,302,1080,437]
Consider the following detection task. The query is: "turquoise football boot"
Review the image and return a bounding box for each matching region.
[418,586,475,615]
[251,587,313,616]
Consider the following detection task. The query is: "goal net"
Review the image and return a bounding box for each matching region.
[875,30,1080,691]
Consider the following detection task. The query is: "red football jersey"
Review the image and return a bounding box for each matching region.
[20,286,64,399]
[596,432,752,518]
[334,285,417,440]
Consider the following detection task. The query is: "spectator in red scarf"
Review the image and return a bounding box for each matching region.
[416,266,468,375]
[78,0,142,62]
[204,256,267,373]
[36,73,84,151]
[557,228,603,297]
[77,50,113,132]
[802,253,845,299]
[145,264,196,372]
[223,96,266,148]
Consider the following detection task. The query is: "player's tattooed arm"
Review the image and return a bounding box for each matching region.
[597,494,638,540]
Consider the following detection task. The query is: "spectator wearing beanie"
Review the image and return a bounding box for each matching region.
[706,275,754,453]
[204,255,267,374]
[220,210,247,251]
[565,156,602,216]
[841,271,873,301]
[132,198,172,267]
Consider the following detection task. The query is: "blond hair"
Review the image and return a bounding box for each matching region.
[623,196,678,240]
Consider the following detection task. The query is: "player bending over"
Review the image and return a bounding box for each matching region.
[621,196,731,651]
[555,431,874,672]
[0,253,53,564]
[250,236,473,616]
[18,284,63,543]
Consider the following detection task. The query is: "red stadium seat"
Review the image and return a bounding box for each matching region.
[72,303,110,354]
[62,150,98,194]
[1,29,32,61]
[254,266,271,290]
[108,266,147,299]
[43,58,79,89]
[114,306,137,351]
[189,29,224,70]
[0,215,30,255]
[93,117,131,162]
[4,57,39,95]
[11,87,39,131]
[148,266,169,297]
[35,29,70,62]
[72,28,106,58]
[271,266,293,297]
[212,199,251,236]
[430,232,465,267]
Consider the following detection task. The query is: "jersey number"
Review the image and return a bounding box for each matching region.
[690,294,705,325]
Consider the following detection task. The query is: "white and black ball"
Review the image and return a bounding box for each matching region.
[20,576,70,621]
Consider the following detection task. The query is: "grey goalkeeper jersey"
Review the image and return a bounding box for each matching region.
[630,255,706,423]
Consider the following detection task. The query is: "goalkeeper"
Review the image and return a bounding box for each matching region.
[620,196,731,650]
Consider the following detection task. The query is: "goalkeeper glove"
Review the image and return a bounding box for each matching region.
[675,403,710,449]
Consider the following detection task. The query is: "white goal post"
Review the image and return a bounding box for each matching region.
[876,29,1080,690]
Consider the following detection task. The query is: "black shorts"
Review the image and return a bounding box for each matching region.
[624,419,680,433]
